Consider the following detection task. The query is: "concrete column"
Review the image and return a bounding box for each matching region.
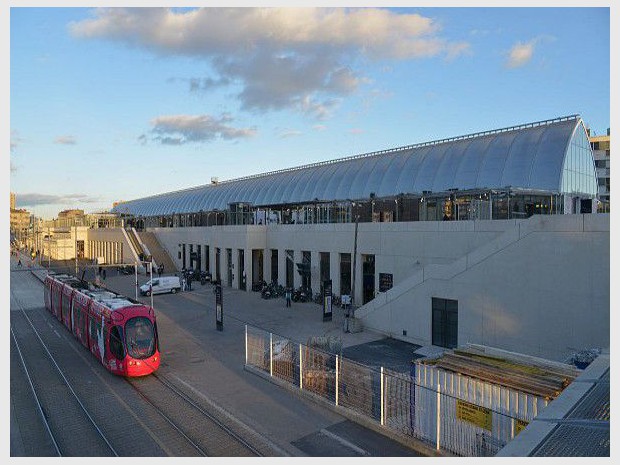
[264,247,272,283]
[278,248,287,287]
[330,251,340,297]
[244,248,252,292]
[353,252,363,306]
[311,250,320,294]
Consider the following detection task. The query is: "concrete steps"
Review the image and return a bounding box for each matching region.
[136,230,178,273]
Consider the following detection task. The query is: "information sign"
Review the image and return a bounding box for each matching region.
[323,279,332,322]
[456,399,492,431]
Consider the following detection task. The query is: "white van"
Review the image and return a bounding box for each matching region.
[140,276,181,296]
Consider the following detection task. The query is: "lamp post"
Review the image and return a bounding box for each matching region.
[150,259,154,309]
[351,211,360,309]
[74,224,78,276]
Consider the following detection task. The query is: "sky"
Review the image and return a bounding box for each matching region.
[7,3,613,219]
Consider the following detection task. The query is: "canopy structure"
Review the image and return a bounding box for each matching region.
[112,115,596,217]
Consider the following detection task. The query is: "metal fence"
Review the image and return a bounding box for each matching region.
[245,324,539,457]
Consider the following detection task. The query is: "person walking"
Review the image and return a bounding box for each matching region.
[187,275,192,291]
[157,265,162,278]
[181,276,187,291]
[285,287,292,307]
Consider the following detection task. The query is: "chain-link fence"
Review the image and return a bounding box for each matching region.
[245,324,539,457]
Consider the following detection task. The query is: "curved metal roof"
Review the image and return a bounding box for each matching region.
[113,116,595,217]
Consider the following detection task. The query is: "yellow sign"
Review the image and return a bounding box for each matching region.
[515,419,529,436]
[456,400,493,431]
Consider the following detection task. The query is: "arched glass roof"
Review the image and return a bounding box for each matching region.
[112,116,596,217]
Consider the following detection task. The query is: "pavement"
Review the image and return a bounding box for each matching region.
[13,254,437,457]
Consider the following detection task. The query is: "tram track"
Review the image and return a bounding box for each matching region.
[126,372,264,457]
[12,267,274,457]
[10,291,119,457]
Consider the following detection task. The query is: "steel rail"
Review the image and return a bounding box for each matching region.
[153,373,263,456]
[124,379,208,456]
[10,290,119,457]
[10,326,62,457]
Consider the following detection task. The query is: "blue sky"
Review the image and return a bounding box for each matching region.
[8,5,612,219]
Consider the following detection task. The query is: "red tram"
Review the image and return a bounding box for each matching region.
[43,273,160,377]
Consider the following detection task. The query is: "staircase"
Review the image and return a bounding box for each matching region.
[125,228,145,259]
[135,230,178,273]
[355,215,544,327]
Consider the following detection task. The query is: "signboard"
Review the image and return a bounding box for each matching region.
[323,279,332,322]
[379,273,393,292]
[515,419,529,436]
[215,284,223,331]
[456,399,492,431]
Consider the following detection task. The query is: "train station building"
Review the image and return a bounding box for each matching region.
[37,115,610,362]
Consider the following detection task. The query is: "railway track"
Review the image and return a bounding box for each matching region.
[126,373,264,457]
[10,293,118,457]
[11,268,272,457]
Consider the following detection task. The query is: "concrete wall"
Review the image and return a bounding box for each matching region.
[87,228,136,264]
[102,214,608,361]
[356,214,609,361]
[150,220,513,301]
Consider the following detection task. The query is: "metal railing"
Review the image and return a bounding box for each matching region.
[245,324,538,457]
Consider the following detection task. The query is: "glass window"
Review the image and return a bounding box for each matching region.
[109,326,125,360]
[125,317,156,359]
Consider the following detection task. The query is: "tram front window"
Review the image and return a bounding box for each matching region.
[125,317,156,359]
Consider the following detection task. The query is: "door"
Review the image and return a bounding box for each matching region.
[432,297,458,349]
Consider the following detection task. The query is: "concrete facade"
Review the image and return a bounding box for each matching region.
[75,213,609,362]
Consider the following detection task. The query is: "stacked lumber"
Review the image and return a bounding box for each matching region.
[421,345,579,400]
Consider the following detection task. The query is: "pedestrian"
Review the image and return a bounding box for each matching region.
[285,287,292,307]
[161,263,165,274]
[187,275,192,291]
[181,276,186,291]
[157,265,162,278]
[102,268,106,280]
[17,258,22,267]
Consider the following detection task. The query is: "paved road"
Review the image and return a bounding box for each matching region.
[11,256,429,456]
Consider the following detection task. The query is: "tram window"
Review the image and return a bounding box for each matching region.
[109,326,125,360]
[125,317,156,359]
[89,317,96,340]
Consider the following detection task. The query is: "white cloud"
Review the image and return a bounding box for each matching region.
[506,39,538,68]
[148,114,257,144]
[17,193,101,207]
[71,8,470,118]
[279,129,303,138]
[54,135,77,145]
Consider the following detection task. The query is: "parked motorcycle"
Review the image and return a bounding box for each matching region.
[200,271,212,285]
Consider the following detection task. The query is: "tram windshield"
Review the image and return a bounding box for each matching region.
[125,317,156,359]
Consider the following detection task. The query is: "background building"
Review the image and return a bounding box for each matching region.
[589,128,610,211]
